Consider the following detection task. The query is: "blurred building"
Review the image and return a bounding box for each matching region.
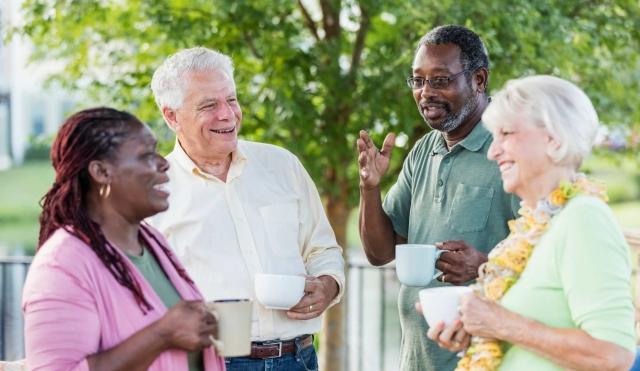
[0,0,75,170]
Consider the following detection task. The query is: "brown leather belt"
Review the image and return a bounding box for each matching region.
[249,334,314,359]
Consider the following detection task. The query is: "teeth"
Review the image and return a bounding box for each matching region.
[153,183,169,192]
[211,127,235,134]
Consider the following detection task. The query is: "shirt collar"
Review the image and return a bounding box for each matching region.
[434,121,491,154]
[457,121,491,152]
[169,139,247,180]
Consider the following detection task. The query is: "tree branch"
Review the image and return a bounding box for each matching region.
[297,0,320,41]
[242,31,263,59]
[320,0,340,39]
[349,1,370,80]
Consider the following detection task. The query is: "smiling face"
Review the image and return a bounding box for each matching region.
[487,119,555,201]
[411,43,478,132]
[170,69,242,162]
[107,125,170,221]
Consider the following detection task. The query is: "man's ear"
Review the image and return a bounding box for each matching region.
[162,106,180,132]
[87,160,111,185]
[473,68,489,94]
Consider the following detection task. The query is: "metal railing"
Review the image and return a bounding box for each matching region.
[1,255,402,369]
[347,258,400,371]
[0,257,32,361]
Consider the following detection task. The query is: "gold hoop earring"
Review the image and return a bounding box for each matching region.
[99,184,111,198]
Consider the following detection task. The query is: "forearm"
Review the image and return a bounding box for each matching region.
[358,186,397,265]
[87,320,169,371]
[498,309,633,371]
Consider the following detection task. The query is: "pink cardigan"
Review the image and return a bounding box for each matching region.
[22,226,225,371]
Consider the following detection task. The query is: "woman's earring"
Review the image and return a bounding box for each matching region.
[99,184,111,198]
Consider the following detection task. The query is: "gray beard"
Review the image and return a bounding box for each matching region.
[426,97,476,133]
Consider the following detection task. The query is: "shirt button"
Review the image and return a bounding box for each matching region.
[437,179,443,186]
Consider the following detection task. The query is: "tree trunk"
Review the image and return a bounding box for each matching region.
[319,188,350,371]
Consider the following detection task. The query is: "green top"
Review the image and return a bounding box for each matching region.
[383,123,519,371]
[128,246,204,371]
[499,195,635,370]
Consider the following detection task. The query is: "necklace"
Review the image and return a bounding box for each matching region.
[456,174,608,371]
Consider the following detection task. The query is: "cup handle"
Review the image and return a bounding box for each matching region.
[209,335,224,354]
[433,249,447,280]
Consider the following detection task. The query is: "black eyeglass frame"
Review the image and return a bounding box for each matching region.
[406,69,470,90]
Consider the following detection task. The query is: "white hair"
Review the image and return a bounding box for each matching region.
[483,75,599,169]
[150,47,235,110]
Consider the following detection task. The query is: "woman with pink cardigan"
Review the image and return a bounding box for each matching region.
[22,108,225,371]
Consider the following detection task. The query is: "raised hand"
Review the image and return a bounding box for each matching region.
[357,130,396,190]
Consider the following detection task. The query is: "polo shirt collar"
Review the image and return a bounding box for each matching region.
[434,121,491,154]
[170,139,247,180]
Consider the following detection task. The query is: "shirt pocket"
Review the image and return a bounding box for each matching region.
[259,202,301,258]
[447,184,494,233]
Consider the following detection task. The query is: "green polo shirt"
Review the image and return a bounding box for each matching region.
[128,247,204,371]
[383,122,519,371]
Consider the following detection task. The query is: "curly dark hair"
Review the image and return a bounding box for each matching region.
[39,107,192,313]
[417,24,490,84]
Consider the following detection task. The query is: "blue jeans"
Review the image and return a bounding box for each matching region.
[224,339,318,371]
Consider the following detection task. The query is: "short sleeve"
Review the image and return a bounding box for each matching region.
[382,151,414,239]
[558,196,636,351]
[23,260,99,371]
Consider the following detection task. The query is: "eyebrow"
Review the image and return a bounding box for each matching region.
[412,66,453,75]
[196,99,218,109]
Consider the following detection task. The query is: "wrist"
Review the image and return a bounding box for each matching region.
[359,184,381,193]
[319,275,339,300]
[149,318,172,351]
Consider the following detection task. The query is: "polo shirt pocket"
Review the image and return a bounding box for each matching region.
[447,184,494,233]
[259,201,301,258]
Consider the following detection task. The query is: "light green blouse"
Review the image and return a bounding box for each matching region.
[499,195,636,370]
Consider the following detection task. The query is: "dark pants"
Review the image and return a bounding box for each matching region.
[224,338,318,371]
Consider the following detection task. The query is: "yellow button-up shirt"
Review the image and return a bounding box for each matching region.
[147,140,345,341]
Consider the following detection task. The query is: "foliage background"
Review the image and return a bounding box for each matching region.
[7,1,640,369]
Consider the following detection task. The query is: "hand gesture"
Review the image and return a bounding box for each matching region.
[357,130,396,190]
[286,275,339,320]
[435,240,488,285]
[155,300,218,352]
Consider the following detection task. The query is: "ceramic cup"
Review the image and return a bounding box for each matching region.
[254,273,306,310]
[206,299,252,357]
[418,286,472,327]
[395,244,445,286]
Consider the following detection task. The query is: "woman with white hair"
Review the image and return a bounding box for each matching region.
[426,75,635,370]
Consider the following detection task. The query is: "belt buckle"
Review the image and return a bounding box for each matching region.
[264,341,283,359]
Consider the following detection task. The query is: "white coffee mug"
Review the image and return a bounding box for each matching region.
[254,273,305,310]
[206,299,252,357]
[419,286,472,327]
[395,244,445,286]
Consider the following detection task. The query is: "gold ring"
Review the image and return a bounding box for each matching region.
[452,340,460,347]
[309,304,313,312]
[442,274,446,283]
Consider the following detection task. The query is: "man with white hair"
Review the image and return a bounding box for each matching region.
[148,47,344,371]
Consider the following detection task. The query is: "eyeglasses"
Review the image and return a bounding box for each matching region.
[406,70,468,90]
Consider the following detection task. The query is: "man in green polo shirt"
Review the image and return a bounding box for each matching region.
[357,25,519,371]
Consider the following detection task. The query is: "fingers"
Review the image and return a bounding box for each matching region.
[436,240,468,251]
[415,301,423,314]
[380,133,396,157]
[358,130,374,149]
[286,301,323,320]
[426,321,445,341]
